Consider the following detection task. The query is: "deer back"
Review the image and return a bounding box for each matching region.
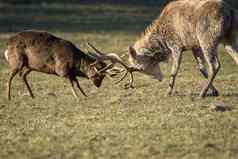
[6,31,90,76]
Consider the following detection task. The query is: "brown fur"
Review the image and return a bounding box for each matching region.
[129,0,238,98]
[5,30,106,100]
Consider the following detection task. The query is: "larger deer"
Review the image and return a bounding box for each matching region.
[126,0,238,98]
[4,30,132,100]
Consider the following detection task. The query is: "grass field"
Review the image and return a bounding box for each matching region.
[0,4,238,159]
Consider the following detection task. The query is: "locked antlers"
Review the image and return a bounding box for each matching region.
[87,43,138,88]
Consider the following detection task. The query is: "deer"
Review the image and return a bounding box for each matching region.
[4,30,132,100]
[124,0,238,98]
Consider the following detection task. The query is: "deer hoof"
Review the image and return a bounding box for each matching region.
[211,90,219,97]
[166,89,173,97]
[199,92,207,98]
[124,83,134,89]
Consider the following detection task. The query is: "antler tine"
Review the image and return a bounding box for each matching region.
[98,63,115,74]
[86,43,104,71]
[87,42,123,63]
[87,42,105,56]
[86,42,135,87]
[115,70,129,84]
[85,48,99,59]
[115,66,135,88]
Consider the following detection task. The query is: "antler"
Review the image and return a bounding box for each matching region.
[87,42,137,88]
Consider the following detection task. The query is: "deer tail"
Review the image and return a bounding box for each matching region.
[4,49,9,62]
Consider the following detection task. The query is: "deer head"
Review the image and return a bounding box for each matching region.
[87,60,107,88]
[128,46,165,81]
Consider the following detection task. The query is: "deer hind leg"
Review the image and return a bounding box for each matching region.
[7,69,19,100]
[192,48,219,96]
[7,49,25,100]
[22,68,34,98]
[167,49,182,96]
[224,32,238,65]
[199,41,220,98]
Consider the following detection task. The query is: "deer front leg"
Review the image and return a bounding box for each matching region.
[192,48,219,96]
[69,78,79,98]
[167,50,182,96]
[199,45,220,98]
[74,78,87,97]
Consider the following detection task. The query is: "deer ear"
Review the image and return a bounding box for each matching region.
[128,46,137,59]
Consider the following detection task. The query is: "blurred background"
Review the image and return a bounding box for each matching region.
[1,0,238,5]
[0,0,237,33]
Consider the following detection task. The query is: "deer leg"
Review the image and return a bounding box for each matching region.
[22,69,34,98]
[192,48,219,96]
[224,44,238,65]
[73,78,87,97]
[167,50,182,96]
[69,78,78,98]
[199,44,220,98]
[7,69,19,100]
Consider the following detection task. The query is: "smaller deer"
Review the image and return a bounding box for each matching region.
[4,30,131,100]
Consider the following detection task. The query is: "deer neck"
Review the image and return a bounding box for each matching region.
[75,52,95,78]
[134,33,170,62]
[134,33,164,54]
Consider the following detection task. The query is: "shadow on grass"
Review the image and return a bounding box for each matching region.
[189,92,238,97]
[0,4,160,33]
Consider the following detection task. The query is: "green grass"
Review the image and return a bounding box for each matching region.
[0,4,238,159]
